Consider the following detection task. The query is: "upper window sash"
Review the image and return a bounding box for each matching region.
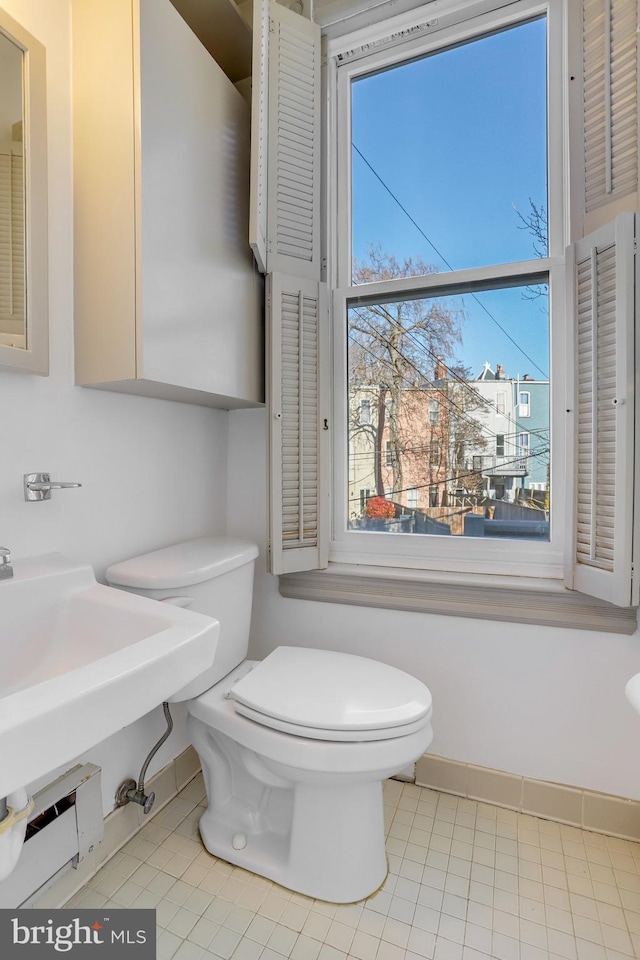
[330,0,566,291]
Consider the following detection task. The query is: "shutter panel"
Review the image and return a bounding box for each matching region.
[565,213,636,606]
[249,0,321,278]
[268,272,329,574]
[11,151,24,324]
[266,3,320,278]
[249,0,269,273]
[582,0,639,217]
[0,153,11,321]
[0,149,24,334]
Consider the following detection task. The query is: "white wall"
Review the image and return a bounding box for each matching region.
[6,0,640,831]
[229,408,640,802]
[1,0,227,814]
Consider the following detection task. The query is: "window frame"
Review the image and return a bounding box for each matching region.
[519,390,532,417]
[327,0,567,580]
[254,0,639,624]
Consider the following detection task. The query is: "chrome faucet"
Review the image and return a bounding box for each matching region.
[0,547,13,580]
[24,473,82,502]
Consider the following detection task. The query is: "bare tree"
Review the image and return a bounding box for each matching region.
[514,198,548,256]
[348,247,486,508]
[514,199,548,301]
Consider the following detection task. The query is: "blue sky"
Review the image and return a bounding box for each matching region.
[351,16,549,379]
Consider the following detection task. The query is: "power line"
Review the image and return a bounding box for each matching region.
[352,143,550,379]
[347,448,550,504]
[351,298,545,442]
[349,306,549,458]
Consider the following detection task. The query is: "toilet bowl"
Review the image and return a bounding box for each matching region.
[106,538,433,903]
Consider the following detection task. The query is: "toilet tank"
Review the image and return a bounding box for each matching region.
[106,538,259,701]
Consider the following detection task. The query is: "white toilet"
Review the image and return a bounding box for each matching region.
[106,537,433,903]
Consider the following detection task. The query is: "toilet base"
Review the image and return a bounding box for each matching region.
[189,716,388,903]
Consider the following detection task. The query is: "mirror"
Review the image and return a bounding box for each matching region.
[0,9,47,375]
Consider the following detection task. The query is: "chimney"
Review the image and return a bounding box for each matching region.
[495,363,505,380]
[523,374,532,381]
[435,356,447,380]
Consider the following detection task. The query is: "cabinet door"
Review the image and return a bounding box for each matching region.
[139,0,261,404]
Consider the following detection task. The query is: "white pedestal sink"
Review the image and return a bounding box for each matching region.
[0,552,219,800]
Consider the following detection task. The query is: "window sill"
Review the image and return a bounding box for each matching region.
[278,564,638,634]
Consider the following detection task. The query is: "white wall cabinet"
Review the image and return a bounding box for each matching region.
[73,0,263,409]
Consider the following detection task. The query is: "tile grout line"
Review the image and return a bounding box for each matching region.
[65,776,640,960]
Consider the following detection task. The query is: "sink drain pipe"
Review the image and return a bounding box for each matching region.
[115,702,173,815]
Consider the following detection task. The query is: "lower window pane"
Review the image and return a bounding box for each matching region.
[347,283,550,540]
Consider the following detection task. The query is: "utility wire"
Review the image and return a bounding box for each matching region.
[352,143,549,379]
[350,299,546,445]
[347,447,550,504]
[349,307,549,461]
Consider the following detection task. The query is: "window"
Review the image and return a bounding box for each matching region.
[360,398,371,424]
[519,432,531,454]
[257,0,640,621]
[385,440,393,467]
[407,487,419,509]
[519,391,531,417]
[335,0,563,573]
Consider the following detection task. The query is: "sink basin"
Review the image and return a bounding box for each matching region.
[0,553,218,798]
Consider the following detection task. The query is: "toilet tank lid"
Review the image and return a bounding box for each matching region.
[106,538,259,589]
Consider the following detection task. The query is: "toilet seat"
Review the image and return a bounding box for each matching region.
[230,701,430,741]
[226,647,432,742]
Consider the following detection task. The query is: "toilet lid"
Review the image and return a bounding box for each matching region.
[227,647,431,738]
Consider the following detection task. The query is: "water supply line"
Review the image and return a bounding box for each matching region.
[115,702,174,815]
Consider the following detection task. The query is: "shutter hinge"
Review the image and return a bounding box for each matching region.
[269,17,276,32]
[634,237,638,255]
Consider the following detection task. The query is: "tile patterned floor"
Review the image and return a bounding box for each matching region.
[66,776,640,960]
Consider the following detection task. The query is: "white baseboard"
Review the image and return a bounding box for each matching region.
[416,753,640,842]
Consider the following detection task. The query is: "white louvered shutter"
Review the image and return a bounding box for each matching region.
[268,272,329,575]
[582,0,639,226]
[267,3,320,278]
[249,0,321,279]
[565,213,636,606]
[0,149,24,335]
[11,152,24,324]
[0,153,11,323]
[249,0,270,273]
